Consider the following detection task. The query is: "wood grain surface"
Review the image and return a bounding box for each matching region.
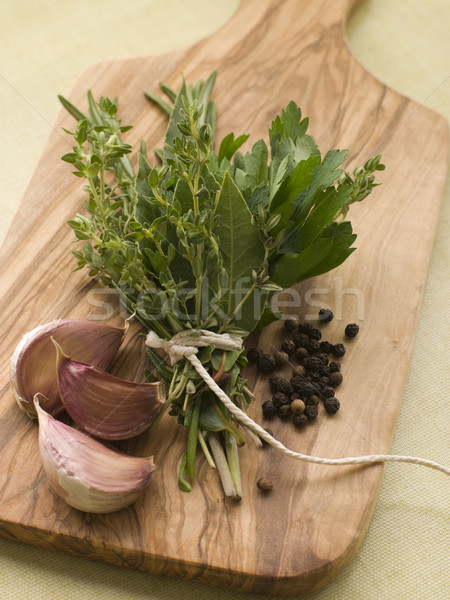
[0,0,448,596]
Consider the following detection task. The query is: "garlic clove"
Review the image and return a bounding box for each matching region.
[54,340,165,440]
[10,319,128,417]
[34,395,155,513]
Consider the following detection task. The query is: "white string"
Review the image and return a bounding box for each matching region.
[145,330,450,476]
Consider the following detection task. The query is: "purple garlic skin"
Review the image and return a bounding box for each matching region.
[55,340,165,440]
[10,319,128,417]
[35,397,155,513]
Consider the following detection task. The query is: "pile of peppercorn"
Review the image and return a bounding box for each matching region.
[247,309,359,428]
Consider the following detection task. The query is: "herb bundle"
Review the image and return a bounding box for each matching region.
[59,72,384,498]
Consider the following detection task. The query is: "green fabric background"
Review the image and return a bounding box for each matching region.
[0,1,448,598]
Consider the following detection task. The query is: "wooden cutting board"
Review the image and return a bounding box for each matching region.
[0,0,448,595]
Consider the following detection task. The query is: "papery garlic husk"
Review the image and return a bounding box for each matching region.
[10,319,128,417]
[34,395,155,513]
[54,340,165,440]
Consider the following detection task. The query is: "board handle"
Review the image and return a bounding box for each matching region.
[236,0,364,29]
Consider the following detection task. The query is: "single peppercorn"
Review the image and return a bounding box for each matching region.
[318,308,333,323]
[318,376,330,388]
[328,371,343,388]
[281,339,296,356]
[329,361,341,373]
[262,400,277,418]
[295,347,309,362]
[257,353,277,372]
[269,375,283,391]
[331,343,346,358]
[272,392,289,407]
[298,321,313,335]
[319,340,332,353]
[247,347,263,362]
[307,371,321,383]
[304,405,318,420]
[321,386,335,398]
[308,327,322,341]
[291,378,316,396]
[291,398,306,414]
[257,477,273,492]
[319,365,331,377]
[324,397,340,414]
[292,413,308,427]
[277,404,291,418]
[345,323,360,338]
[317,352,329,365]
[292,332,310,348]
[305,394,320,406]
[274,350,289,367]
[283,316,299,331]
[277,379,294,396]
[303,356,323,371]
[305,339,321,354]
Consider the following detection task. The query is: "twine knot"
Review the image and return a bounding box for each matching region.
[145,329,243,365]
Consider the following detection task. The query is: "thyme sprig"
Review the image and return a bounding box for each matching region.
[60,72,384,498]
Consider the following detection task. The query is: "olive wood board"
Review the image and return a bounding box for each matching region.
[0,0,448,596]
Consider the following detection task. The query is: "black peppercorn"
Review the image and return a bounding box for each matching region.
[319,365,331,377]
[308,327,322,341]
[308,371,321,383]
[277,404,291,418]
[318,308,333,323]
[262,400,277,418]
[298,321,313,335]
[317,352,329,365]
[345,323,360,338]
[328,371,343,388]
[292,413,308,427]
[318,376,330,388]
[329,361,341,373]
[319,340,332,353]
[281,339,296,356]
[278,379,294,396]
[257,353,277,372]
[305,394,320,406]
[272,392,289,407]
[284,316,299,331]
[247,347,263,362]
[303,356,323,371]
[293,332,310,348]
[294,347,309,362]
[321,386,335,398]
[269,375,283,391]
[305,339,321,354]
[291,377,316,396]
[324,397,340,414]
[304,405,318,420]
[331,343,346,358]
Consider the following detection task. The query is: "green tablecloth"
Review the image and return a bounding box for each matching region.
[0,1,448,598]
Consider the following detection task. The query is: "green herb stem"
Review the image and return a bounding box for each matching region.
[186,396,202,479]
